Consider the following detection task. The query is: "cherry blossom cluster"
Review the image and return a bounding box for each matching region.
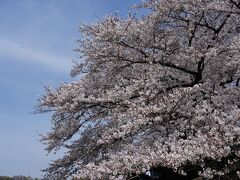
[39,0,240,179]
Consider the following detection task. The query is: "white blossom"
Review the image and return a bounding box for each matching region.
[38,0,240,179]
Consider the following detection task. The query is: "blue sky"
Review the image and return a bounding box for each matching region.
[0,0,141,178]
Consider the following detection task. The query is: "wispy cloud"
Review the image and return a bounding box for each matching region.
[0,38,72,73]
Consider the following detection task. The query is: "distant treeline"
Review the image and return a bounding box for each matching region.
[0,176,40,180]
[0,176,89,180]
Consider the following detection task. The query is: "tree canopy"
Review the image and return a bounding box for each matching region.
[39,0,240,179]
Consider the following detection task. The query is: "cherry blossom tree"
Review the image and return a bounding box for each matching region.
[38,0,240,179]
